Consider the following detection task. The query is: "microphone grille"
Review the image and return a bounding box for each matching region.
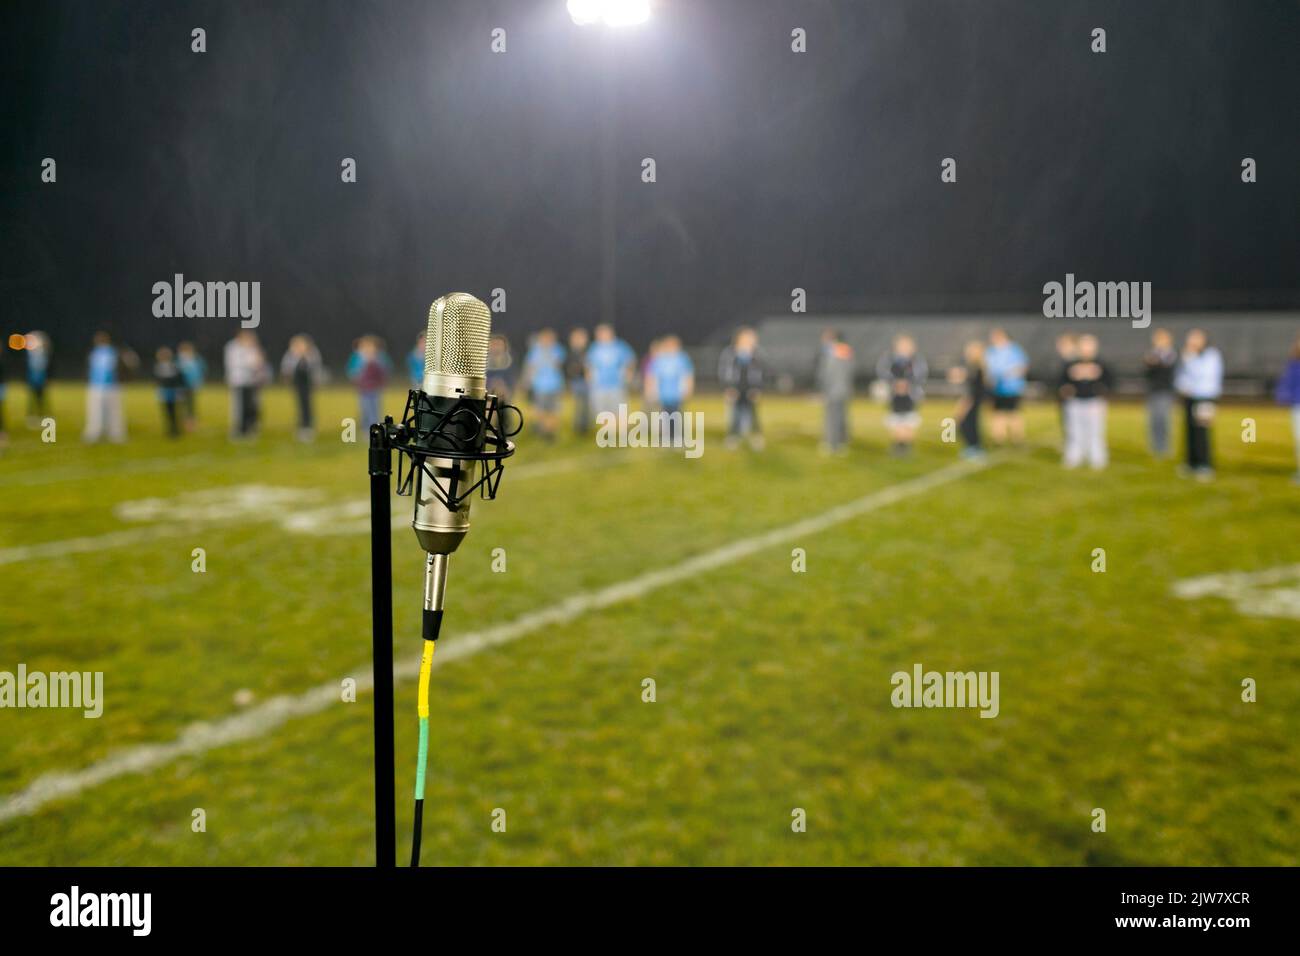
[425,293,491,380]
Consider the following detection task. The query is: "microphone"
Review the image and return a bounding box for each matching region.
[384,291,518,867]
[411,293,493,625]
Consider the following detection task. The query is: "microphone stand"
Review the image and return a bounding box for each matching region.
[366,387,519,868]
[368,420,396,868]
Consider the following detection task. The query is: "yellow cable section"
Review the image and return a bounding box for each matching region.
[417,640,435,719]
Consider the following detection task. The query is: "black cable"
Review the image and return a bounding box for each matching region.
[411,799,424,867]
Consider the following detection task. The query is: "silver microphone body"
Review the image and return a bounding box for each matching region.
[411,293,493,563]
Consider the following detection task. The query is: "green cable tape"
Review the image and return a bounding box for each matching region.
[414,717,430,799]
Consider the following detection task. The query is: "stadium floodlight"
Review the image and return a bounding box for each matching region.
[567,0,651,28]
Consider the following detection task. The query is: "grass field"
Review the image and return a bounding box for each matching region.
[0,383,1297,865]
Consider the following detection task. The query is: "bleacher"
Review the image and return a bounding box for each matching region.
[689,312,1298,397]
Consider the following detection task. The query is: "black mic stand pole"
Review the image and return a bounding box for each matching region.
[368,420,396,867]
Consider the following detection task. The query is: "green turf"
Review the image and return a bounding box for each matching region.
[0,384,1297,865]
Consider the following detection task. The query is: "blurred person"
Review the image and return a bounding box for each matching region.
[0,343,8,447]
[1053,332,1077,450]
[948,340,987,459]
[565,327,590,434]
[1275,333,1300,484]
[647,334,695,443]
[640,338,660,401]
[486,334,516,403]
[24,330,51,425]
[349,335,391,429]
[153,346,184,438]
[84,331,126,443]
[224,330,267,439]
[522,328,565,443]
[1143,328,1178,458]
[1174,328,1223,481]
[281,334,323,441]
[1059,333,1113,469]
[877,334,927,456]
[176,341,206,430]
[816,328,854,455]
[986,327,1028,445]
[718,326,765,450]
[586,323,635,423]
[407,333,425,388]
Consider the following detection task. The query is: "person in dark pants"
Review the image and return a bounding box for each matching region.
[1277,333,1300,484]
[281,334,323,441]
[0,342,8,448]
[176,341,206,431]
[718,326,765,450]
[948,340,986,458]
[1143,328,1178,458]
[565,327,590,435]
[153,346,184,438]
[24,330,51,425]
[1174,328,1223,481]
[224,330,267,440]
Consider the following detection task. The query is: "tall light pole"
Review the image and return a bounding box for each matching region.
[569,1,652,330]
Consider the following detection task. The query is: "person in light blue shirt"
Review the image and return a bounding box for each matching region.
[985,328,1028,445]
[176,341,206,430]
[1276,333,1300,484]
[522,328,566,442]
[84,331,126,442]
[1174,328,1223,479]
[585,324,635,423]
[648,335,694,442]
[407,334,425,387]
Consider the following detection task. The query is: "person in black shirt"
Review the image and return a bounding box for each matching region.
[1060,333,1113,469]
[947,340,986,458]
[280,334,323,441]
[876,334,928,456]
[0,340,8,447]
[1143,327,1177,458]
[718,326,765,450]
[153,346,185,438]
[565,327,590,434]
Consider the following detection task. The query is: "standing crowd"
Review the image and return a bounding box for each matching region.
[809,325,1300,484]
[1,324,1299,485]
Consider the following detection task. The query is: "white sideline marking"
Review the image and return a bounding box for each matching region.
[1171,563,1300,620]
[0,457,994,823]
[0,452,615,565]
[0,453,218,488]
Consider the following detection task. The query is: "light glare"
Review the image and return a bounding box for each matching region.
[568,0,650,28]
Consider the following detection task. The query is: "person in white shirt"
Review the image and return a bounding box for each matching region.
[1173,328,1223,480]
[224,331,267,439]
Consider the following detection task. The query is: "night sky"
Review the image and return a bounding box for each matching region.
[3,0,1297,367]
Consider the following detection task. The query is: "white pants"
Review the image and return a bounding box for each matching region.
[1063,398,1107,469]
[1292,406,1300,471]
[84,385,126,442]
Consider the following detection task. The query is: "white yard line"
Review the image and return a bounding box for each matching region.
[0,453,218,488]
[0,452,616,566]
[0,456,995,823]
